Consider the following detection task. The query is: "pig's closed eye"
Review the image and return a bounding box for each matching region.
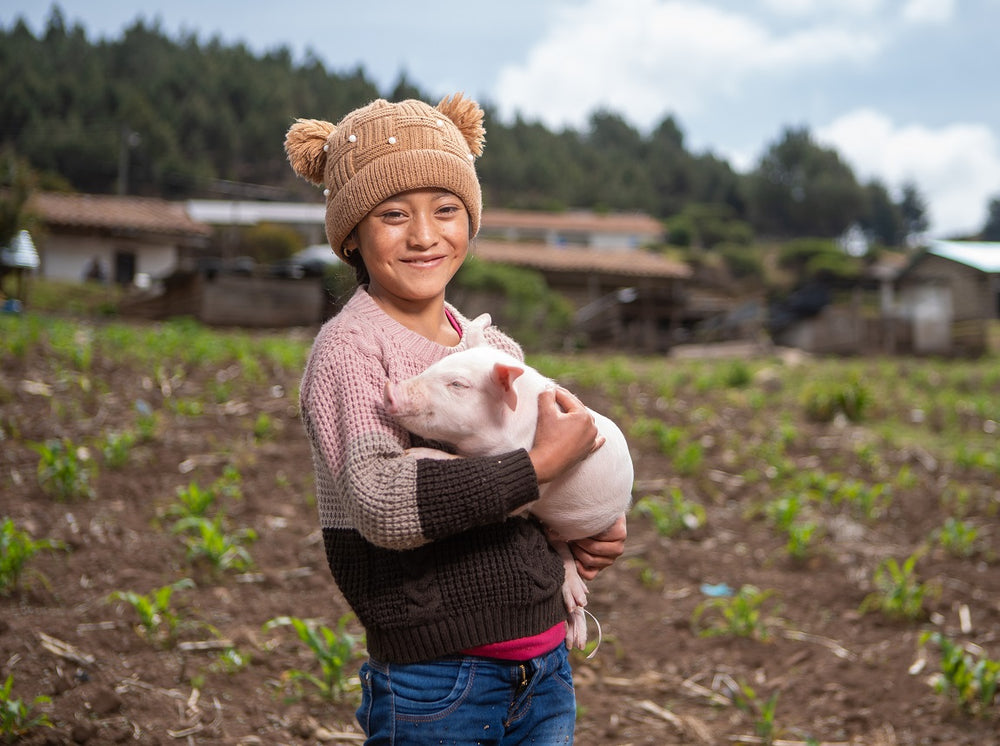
[448,379,471,389]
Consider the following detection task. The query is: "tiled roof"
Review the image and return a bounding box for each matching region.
[481,209,663,236]
[473,240,691,279]
[30,193,212,237]
[928,240,1000,273]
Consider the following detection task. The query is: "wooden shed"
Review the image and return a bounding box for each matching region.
[895,240,1000,355]
[469,240,702,351]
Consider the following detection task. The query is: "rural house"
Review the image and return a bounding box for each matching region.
[775,240,1000,357]
[893,240,1000,355]
[28,192,212,286]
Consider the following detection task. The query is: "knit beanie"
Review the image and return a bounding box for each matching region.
[284,94,486,260]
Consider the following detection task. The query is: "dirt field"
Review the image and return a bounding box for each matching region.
[2,315,998,745]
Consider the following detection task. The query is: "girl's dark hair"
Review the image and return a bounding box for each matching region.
[342,229,369,286]
[345,250,369,286]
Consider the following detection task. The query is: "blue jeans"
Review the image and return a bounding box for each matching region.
[356,644,576,744]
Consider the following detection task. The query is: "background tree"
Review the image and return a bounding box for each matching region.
[239,222,304,264]
[0,6,917,255]
[898,181,929,245]
[979,195,1000,241]
[578,110,655,213]
[859,179,904,247]
[747,127,866,239]
[0,148,38,246]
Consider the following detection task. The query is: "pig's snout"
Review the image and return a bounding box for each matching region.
[384,380,421,417]
[383,381,402,415]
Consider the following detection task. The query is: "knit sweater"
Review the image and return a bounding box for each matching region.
[300,287,566,663]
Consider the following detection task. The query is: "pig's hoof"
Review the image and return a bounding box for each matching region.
[565,608,603,657]
[566,607,588,650]
[561,574,589,612]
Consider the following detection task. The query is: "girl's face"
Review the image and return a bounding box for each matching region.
[346,188,470,315]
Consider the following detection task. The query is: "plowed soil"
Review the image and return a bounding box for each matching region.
[2,316,998,745]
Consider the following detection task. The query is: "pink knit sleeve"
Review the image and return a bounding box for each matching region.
[302,334,539,551]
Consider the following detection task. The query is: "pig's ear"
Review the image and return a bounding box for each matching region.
[466,313,492,347]
[492,362,523,411]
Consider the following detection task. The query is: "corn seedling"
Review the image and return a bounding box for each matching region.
[174,516,256,573]
[940,485,974,518]
[673,442,704,476]
[730,679,780,745]
[860,553,931,621]
[0,315,42,358]
[773,420,799,449]
[31,438,95,500]
[793,469,842,502]
[213,466,243,500]
[625,558,664,589]
[921,632,1000,717]
[134,399,158,441]
[169,397,204,417]
[801,377,870,423]
[211,647,251,674]
[0,518,63,595]
[634,488,705,537]
[764,494,802,532]
[50,326,94,372]
[99,430,137,469]
[0,674,53,742]
[691,585,778,640]
[953,444,999,473]
[210,379,234,403]
[629,417,684,456]
[935,518,980,558]
[109,578,195,646]
[721,360,753,388]
[264,614,363,700]
[253,413,274,441]
[784,521,821,561]
[835,480,892,522]
[893,464,917,490]
[168,481,218,522]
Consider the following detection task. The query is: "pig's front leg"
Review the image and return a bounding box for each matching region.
[552,539,590,650]
[405,447,460,460]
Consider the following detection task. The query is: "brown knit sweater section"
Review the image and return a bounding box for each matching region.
[300,288,566,663]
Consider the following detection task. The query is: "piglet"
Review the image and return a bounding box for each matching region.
[383,314,634,653]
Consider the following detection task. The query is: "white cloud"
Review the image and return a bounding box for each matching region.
[494,0,883,131]
[759,0,886,18]
[816,109,1000,236]
[901,0,956,24]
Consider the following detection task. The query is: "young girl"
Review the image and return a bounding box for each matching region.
[285,93,626,744]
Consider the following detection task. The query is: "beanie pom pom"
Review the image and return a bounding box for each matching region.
[437,93,485,157]
[285,118,337,186]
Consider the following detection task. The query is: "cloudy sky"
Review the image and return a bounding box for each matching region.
[4,0,1000,238]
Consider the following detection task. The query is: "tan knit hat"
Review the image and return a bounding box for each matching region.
[285,94,486,260]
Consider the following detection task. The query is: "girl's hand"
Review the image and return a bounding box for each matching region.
[569,515,627,580]
[529,387,604,484]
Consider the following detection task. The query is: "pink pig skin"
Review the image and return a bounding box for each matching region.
[383,314,634,653]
